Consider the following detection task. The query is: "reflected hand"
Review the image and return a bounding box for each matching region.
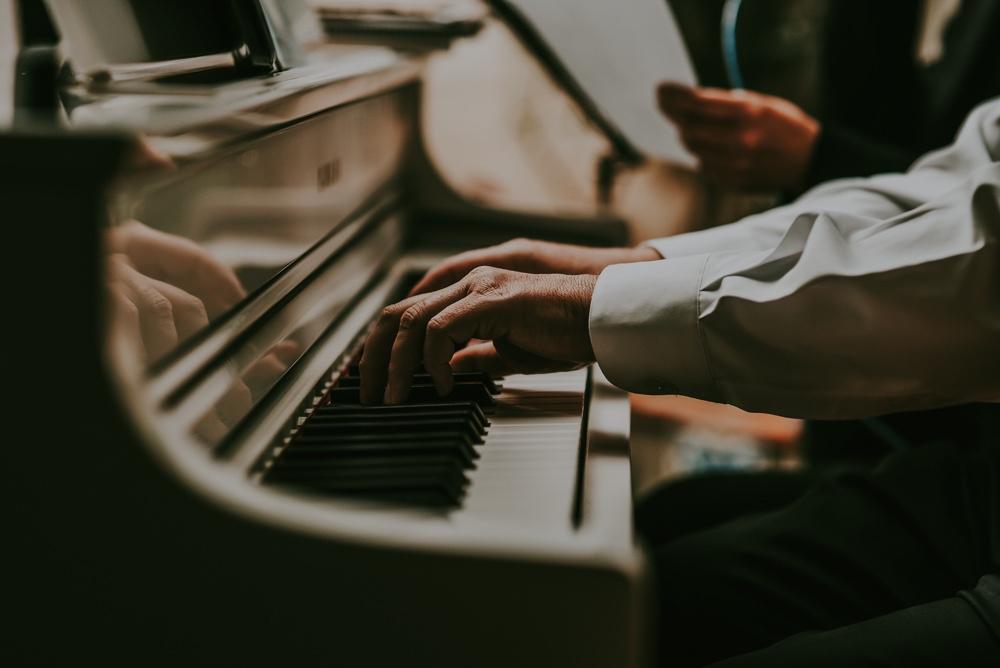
[657,83,820,190]
[108,220,245,318]
[107,253,211,363]
[361,267,597,405]
[410,238,658,296]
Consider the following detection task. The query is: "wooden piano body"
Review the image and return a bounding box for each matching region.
[3,3,649,666]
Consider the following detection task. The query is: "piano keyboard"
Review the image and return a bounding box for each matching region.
[262,358,588,524]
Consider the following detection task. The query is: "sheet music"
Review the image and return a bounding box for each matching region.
[499,0,698,167]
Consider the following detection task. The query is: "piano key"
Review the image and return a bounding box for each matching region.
[269,455,469,479]
[275,445,477,468]
[267,458,468,487]
[300,416,483,441]
[318,401,489,427]
[313,407,489,433]
[327,383,496,411]
[283,435,479,464]
[300,416,485,440]
[293,429,480,447]
[262,361,511,509]
[337,371,500,395]
[269,465,468,505]
[285,485,459,508]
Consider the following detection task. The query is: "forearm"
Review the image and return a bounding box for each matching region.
[592,169,1000,418]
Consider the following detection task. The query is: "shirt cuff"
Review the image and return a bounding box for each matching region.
[588,255,722,400]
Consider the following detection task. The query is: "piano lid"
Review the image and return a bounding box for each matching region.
[487,0,697,167]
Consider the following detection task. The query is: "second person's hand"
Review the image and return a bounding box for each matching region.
[657,82,820,190]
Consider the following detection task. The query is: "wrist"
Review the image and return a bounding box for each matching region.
[630,245,663,262]
[574,274,599,361]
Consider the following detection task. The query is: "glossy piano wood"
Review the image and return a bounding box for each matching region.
[3,8,646,667]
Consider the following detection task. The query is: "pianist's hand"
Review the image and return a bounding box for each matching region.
[409,238,658,296]
[361,268,598,405]
[657,83,820,191]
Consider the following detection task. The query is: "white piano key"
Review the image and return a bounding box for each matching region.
[451,368,588,534]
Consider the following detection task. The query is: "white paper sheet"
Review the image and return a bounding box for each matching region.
[501,0,697,166]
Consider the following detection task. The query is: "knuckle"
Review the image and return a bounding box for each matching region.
[426,316,447,334]
[468,266,502,293]
[118,298,139,322]
[505,237,532,253]
[740,130,760,151]
[468,265,492,279]
[177,294,208,319]
[745,101,764,120]
[398,306,422,330]
[378,305,399,324]
[145,290,173,321]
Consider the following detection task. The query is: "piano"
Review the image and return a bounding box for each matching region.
[3,1,649,666]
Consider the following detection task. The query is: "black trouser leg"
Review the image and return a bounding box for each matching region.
[635,470,821,546]
[710,576,1000,668]
[642,441,1000,667]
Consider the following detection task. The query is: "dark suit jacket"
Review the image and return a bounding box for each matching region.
[807,0,1000,188]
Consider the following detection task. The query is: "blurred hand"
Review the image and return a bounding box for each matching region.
[107,253,211,363]
[361,267,598,405]
[410,238,659,295]
[107,220,245,318]
[657,83,820,190]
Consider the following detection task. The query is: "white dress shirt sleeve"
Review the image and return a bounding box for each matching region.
[590,99,1000,419]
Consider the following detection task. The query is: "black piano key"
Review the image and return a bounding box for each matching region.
[318,401,489,428]
[327,383,496,411]
[284,435,479,464]
[337,372,500,395]
[299,416,485,443]
[270,463,466,481]
[294,428,479,446]
[268,465,468,505]
[309,407,482,424]
[284,486,458,508]
[301,416,485,440]
[267,459,468,482]
[313,407,489,433]
[269,455,469,480]
[261,354,501,509]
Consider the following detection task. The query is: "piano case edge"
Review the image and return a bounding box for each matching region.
[1,131,650,668]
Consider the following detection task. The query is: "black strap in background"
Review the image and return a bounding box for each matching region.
[13,1,61,126]
[16,0,58,47]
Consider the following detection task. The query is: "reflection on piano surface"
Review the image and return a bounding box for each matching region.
[4,1,646,666]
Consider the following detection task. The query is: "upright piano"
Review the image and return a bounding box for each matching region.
[3,2,650,666]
